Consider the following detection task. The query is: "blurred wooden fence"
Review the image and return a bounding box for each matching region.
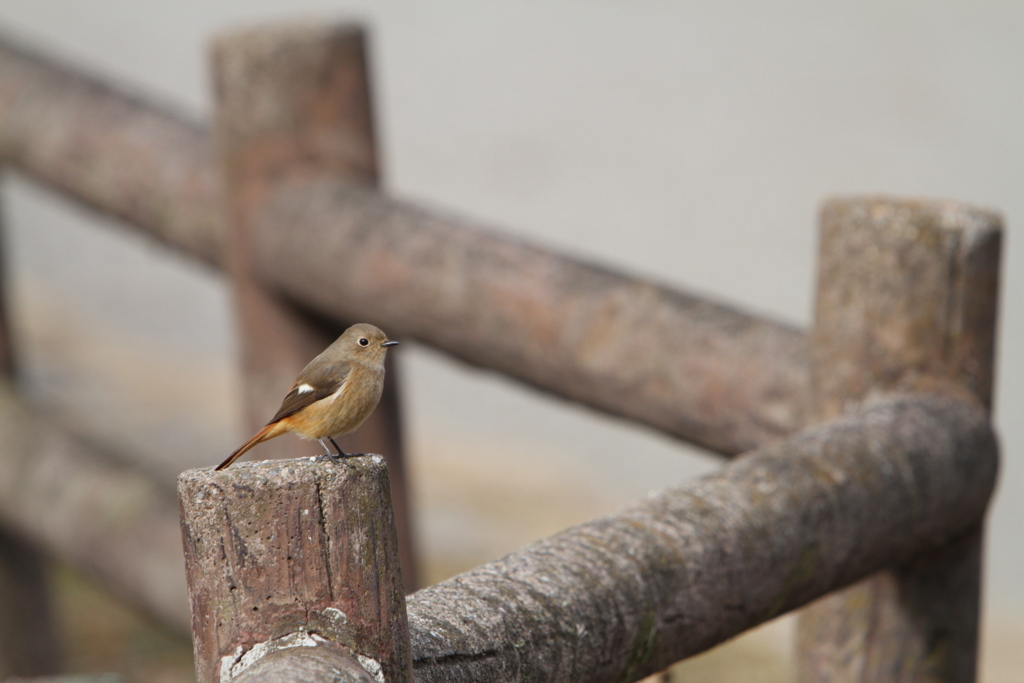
[0,21,1002,683]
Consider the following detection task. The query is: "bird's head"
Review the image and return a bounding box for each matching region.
[341,323,398,363]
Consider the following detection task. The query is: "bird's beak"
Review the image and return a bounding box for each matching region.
[381,340,400,347]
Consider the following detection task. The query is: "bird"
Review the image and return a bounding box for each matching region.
[215,323,398,470]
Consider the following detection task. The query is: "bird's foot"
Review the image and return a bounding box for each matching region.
[317,438,372,465]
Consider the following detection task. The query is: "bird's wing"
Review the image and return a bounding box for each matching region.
[267,360,351,424]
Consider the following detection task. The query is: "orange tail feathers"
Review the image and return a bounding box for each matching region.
[215,421,288,471]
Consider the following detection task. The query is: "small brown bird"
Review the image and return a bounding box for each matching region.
[215,323,398,471]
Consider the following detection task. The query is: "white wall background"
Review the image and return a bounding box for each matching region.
[0,0,1019,642]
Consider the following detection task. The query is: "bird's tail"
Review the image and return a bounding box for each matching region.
[215,421,288,471]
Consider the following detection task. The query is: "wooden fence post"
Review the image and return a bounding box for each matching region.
[178,457,412,683]
[0,191,61,676]
[796,197,1002,682]
[213,23,417,590]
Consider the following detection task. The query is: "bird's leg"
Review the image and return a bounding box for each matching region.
[317,438,342,464]
[329,437,368,459]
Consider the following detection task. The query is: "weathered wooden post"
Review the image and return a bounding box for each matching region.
[796,197,1001,682]
[214,23,417,589]
[0,194,61,676]
[179,457,412,682]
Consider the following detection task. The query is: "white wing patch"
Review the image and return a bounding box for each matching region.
[296,384,315,394]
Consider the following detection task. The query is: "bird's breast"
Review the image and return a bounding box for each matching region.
[286,367,384,439]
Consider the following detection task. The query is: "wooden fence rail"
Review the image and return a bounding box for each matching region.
[0,30,808,459]
[0,382,190,631]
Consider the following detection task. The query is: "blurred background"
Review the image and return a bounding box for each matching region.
[0,1,1019,681]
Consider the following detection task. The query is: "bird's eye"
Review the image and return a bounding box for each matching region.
[359,338,369,347]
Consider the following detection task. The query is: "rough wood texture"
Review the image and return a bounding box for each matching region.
[796,197,1002,683]
[0,31,807,458]
[212,24,416,588]
[404,393,995,683]
[178,456,411,683]
[0,382,189,631]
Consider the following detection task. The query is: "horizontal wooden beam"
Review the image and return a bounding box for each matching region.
[404,392,996,682]
[0,34,224,267]
[0,33,808,456]
[0,382,190,632]
[254,179,810,454]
